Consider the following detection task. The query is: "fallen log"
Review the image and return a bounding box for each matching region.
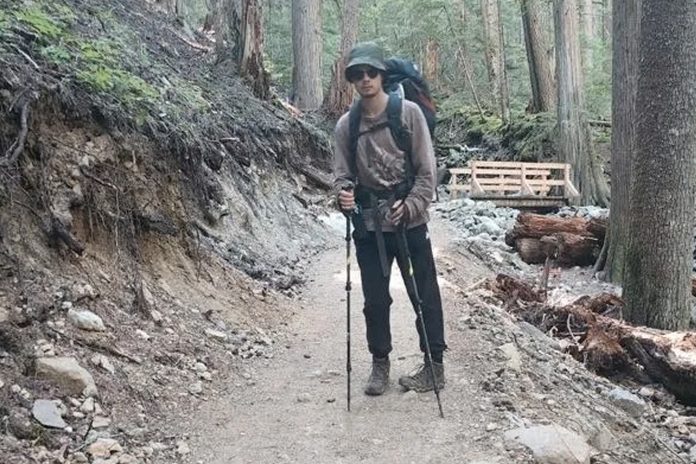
[514,233,600,267]
[505,212,605,247]
[490,273,696,405]
[541,232,600,267]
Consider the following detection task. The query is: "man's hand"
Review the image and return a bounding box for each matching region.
[338,188,355,213]
[388,199,408,226]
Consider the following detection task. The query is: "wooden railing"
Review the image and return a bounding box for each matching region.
[448,161,580,207]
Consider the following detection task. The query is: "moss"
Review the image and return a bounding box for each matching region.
[501,112,556,161]
[77,38,120,67]
[77,66,158,110]
[14,6,66,42]
[40,44,72,65]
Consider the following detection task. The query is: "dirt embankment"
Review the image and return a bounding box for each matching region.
[0,0,334,462]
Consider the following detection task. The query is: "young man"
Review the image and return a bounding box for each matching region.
[333,42,446,396]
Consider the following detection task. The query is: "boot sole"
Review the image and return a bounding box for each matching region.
[398,380,445,393]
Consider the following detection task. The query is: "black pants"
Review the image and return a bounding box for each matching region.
[354,224,446,362]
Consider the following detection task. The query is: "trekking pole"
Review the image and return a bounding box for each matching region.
[398,225,444,418]
[343,203,353,412]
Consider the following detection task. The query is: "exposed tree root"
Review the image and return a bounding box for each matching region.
[488,273,696,405]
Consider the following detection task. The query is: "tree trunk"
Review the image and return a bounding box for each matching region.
[234,0,269,99]
[579,0,594,71]
[603,0,640,283]
[521,0,556,113]
[214,0,269,99]
[481,0,510,122]
[324,0,360,117]
[424,38,440,86]
[554,0,609,206]
[623,1,696,330]
[601,0,612,44]
[292,0,323,110]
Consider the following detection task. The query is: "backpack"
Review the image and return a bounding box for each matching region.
[347,58,437,173]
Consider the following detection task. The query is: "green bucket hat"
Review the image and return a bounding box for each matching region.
[345,42,387,77]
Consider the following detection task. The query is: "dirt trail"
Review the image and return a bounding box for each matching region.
[185,215,505,464]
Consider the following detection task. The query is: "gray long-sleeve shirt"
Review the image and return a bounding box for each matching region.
[333,100,436,232]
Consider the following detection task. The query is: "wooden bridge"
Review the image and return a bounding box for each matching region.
[448,161,580,209]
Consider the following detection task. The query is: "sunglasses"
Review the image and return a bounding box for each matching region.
[346,66,380,83]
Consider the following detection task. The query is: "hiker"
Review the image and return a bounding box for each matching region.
[333,41,446,396]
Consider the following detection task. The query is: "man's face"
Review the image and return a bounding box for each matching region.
[346,65,383,98]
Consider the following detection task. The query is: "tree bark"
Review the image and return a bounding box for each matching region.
[578,0,594,71]
[554,0,609,206]
[234,0,269,99]
[601,0,612,44]
[214,0,269,98]
[424,38,440,86]
[324,0,360,117]
[603,0,640,283]
[481,0,510,122]
[623,1,696,330]
[521,0,556,113]
[292,0,323,110]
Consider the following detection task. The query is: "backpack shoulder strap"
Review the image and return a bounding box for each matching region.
[348,100,362,163]
[386,92,414,181]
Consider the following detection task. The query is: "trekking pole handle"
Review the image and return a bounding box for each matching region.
[340,185,355,217]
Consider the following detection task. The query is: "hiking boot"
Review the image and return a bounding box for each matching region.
[364,357,390,396]
[398,360,445,393]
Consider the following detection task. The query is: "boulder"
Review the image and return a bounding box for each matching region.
[504,424,594,464]
[68,308,106,332]
[35,357,98,397]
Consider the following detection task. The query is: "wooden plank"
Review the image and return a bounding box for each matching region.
[470,196,569,209]
[473,169,552,176]
[470,161,571,170]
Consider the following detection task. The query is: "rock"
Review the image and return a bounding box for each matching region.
[176,441,191,455]
[589,425,617,452]
[92,416,112,429]
[80,397,95,413]
[194,362,208,372]
[87,438,122,458]
[35,357,98,397]
[607,387,646,418]
[205,328,228,342]
[504,424,594,464]
[498,343,522,372]
[32,400,67,429]
[135,329,151,340]
[72,452,89,463]
[150,309,163,324]
[0,307,8,323]
[189,381,203,395]
[68,308,106,331]
[486,423,499,432]
[297,393,312,403]
[91,354,116,374]
[74,283,98,301]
